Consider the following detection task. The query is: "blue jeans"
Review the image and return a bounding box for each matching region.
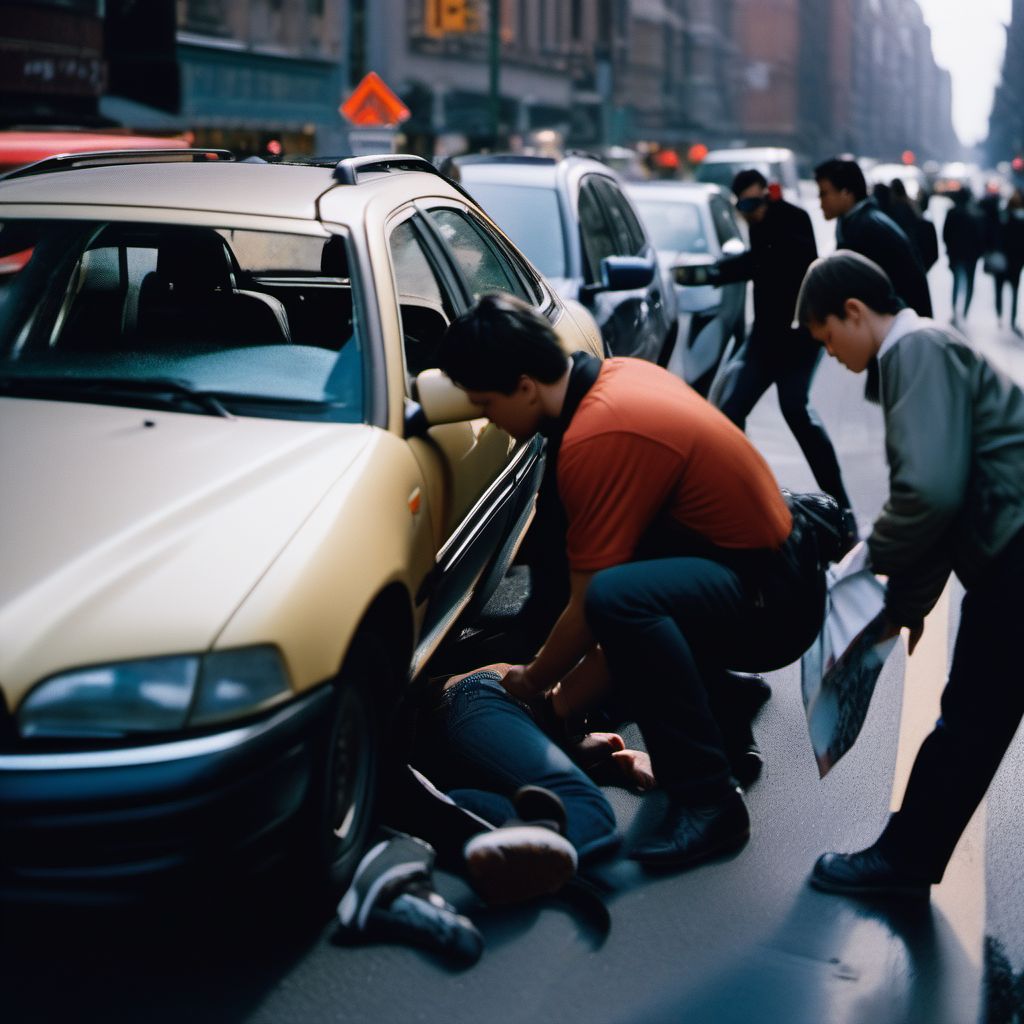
[415,676,619,862]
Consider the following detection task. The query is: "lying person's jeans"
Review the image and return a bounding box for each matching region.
[414,674,619,863]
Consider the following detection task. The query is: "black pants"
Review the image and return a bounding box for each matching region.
[878,526,1024,881]
[719,328,852,510]
[584,532,825,803]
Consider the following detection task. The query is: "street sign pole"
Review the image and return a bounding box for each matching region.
[488,0,500,143]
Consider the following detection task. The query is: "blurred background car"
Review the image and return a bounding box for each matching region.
[693,146,802,206]
[867,161,927,201]
[455,152,678,364]
[626,180,748,396]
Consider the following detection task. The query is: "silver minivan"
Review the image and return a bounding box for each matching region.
[694,147,802,207]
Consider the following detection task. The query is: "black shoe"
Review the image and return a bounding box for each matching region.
[463,824,577,906]
[337,835,483,964]
[728,740,764,789]
[512,784,569,836]
[810,846,931,900]
[630,787,750,869]
[725,671,772,721]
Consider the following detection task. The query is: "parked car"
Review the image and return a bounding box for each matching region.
[867,162,927,202]
[626,181,748,396]
[454,153,679,364]
[694,146,802,207]
[0,149,603,902]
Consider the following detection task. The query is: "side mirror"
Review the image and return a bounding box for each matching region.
[405,368,483,436]
[672,254,718,287]
[600,254,656,292]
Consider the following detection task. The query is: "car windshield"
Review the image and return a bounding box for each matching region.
[0,220,364,423]
[631,198,709,254]
[695,160,774,189]
[459,182,567,279]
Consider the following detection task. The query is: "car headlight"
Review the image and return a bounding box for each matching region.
[17,646,291,739]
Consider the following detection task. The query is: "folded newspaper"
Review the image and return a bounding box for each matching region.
[800,542,900,778]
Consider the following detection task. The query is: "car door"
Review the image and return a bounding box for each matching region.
[577,174,664,361]
[385,208,543,660]
[707,193,748,344]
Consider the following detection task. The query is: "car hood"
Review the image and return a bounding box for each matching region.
[0,398,373,707]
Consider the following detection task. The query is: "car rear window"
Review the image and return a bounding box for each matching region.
[0,220,365,423]
[631,198,709,254]
[458,182,567,280]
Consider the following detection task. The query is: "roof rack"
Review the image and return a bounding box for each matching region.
[1,148,235,181]
[330,153,478,203]
[452,153,558,166]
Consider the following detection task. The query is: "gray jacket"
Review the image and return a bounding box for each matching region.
[868,325,1024,624]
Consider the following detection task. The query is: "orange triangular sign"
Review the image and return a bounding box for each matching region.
[340,72,411,127]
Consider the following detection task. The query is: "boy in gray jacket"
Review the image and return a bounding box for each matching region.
[795,250,1024,898]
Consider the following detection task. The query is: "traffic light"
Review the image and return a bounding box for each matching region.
[425,0,477,35]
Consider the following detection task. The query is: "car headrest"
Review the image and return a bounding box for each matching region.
[155,228,235,293]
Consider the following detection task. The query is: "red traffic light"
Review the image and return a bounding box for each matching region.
[687,143,709,164]
[1012,156,1024,173]
[901,150,915,166]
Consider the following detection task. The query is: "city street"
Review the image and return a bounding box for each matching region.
[3,191,1023,1024]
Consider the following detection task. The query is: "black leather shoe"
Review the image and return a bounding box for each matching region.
[725,671,772,720]
[630,788,750,869]
[810,847,931,899]
[728,740,764,788]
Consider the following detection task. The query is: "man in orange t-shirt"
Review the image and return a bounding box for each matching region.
[436,293,825,872]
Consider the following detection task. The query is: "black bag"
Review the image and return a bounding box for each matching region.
[782,489,844,568]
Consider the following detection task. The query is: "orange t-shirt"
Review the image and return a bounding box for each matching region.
[558,358,792,572]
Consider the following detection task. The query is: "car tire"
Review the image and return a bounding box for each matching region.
[301,635,383,899]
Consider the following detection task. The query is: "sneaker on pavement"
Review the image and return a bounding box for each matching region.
[336,834,484,965]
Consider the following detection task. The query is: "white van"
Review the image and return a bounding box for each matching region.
[694,147,802,206]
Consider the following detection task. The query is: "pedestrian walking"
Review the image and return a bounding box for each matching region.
[814,157,932,317]
[705,168,857,553]
[435,292,826,873]
[796,251,1024,900]
[995,187,1024,335]
[942,187,985,323]
[888,178,935,272]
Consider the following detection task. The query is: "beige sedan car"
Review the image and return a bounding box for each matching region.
[0,150,602,900]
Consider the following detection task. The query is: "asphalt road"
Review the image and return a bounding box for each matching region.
[3,191,1022,1024]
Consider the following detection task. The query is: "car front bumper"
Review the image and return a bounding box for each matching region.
[0,685,333,903]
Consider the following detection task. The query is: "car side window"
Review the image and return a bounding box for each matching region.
[427,209,532,303]
[593,177,647,256]
[578,177,618,284]
[709,196,741,246]
[388,218,457,381]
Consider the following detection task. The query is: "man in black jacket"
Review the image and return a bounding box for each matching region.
[709,169,856,550]
[815,157,933,318]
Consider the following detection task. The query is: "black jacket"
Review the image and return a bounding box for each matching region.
[943,203,986,263]
[715,198,817,332]
[836,197,933,316]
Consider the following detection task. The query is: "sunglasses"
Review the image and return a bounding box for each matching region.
[736,196,768,214]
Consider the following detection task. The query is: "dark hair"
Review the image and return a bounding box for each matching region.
[436,292,568,393]
[795,250,905,325]
[814,157,867,201]
[731,168,767,196]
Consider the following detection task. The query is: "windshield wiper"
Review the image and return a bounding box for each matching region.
[0,375,234,418]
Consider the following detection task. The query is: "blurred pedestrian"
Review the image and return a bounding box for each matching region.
[796,251,1024,900]
[435,292,826,874]
[814,158,932,317]
[705,168,857,552]
[942,188,985,323]
[889,178,937,272]
[997,187,1024,335]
